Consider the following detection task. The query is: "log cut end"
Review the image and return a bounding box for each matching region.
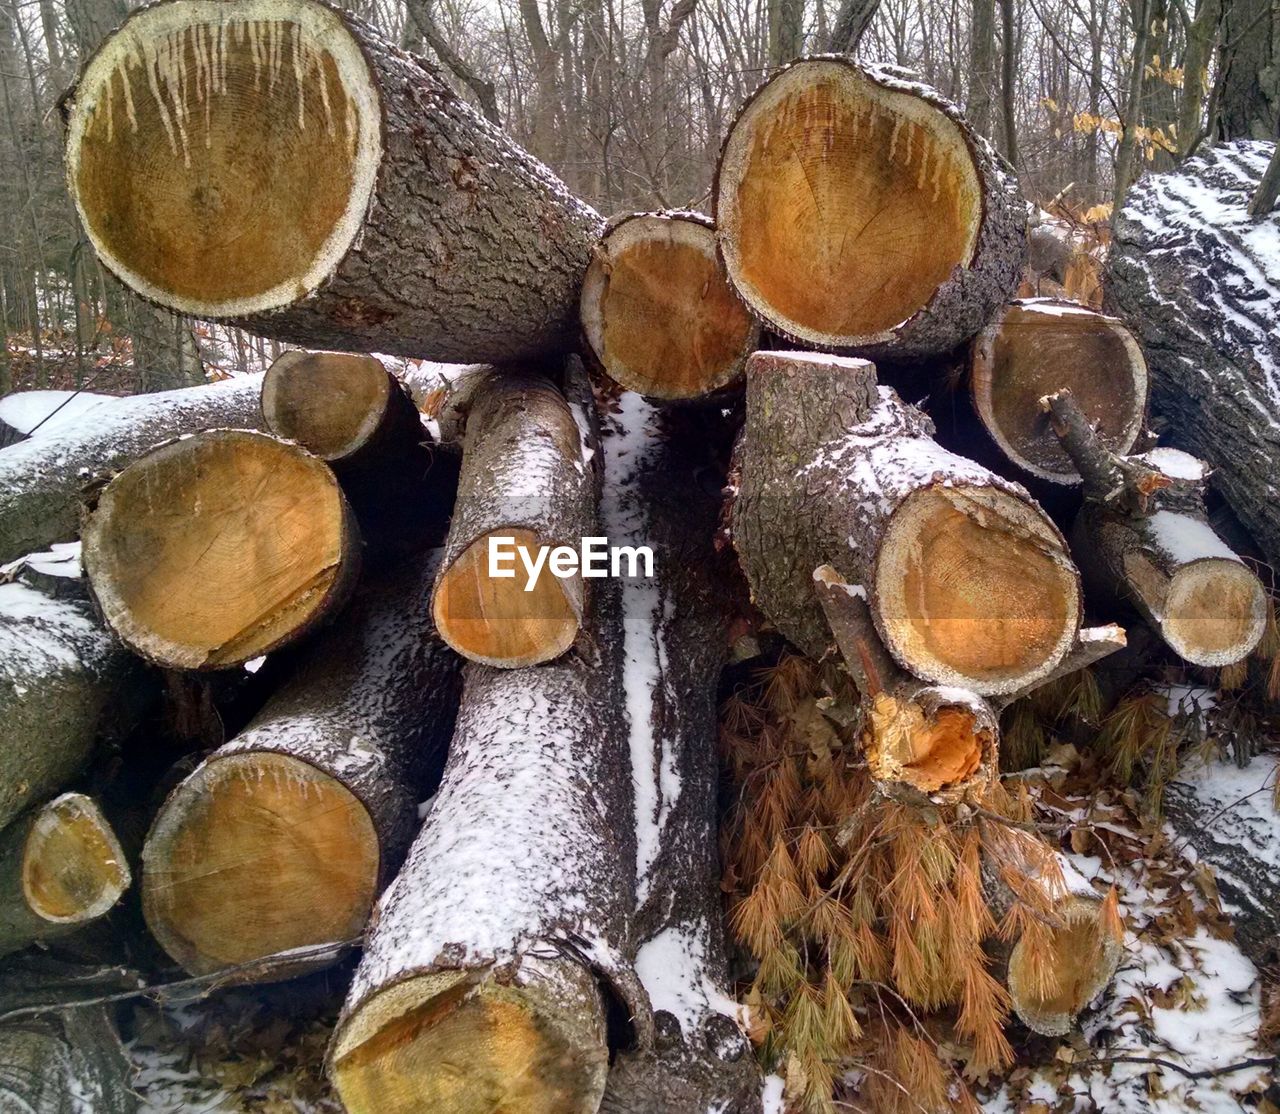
[1161,556,1267,667]
[142,752,378,976]
[261,351,401,462]
[716,58,982,350]
[1007,896,1123,1036]
[432,528,580,668]
[330,962,608,1114]
[580,213,758,399]
[83,429,357,670]
[876,486,1080,694]
[65,0,381,320]
[23,793,130,927]
[971,300,1148,483]
[864,689,996,800]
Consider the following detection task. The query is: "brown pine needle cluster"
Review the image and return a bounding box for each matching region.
[720,653,1078,1113]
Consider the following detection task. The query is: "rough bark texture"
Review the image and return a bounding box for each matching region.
[0,373,264,565]
[0,1008,134,1113]
[598,396,760,1113]
[431,360,598,667]
[0,577,143,832]
[141,552,461,978]
[714,57,1026,359]
[64,0,604,362]
[732,351,1082,696]
[1108,141,1280,569]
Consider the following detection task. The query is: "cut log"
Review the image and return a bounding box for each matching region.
[63,0,603,362]
[261,351,424,469]
[0,1005,135,1114]
[598,395,760,1111]
[970,299,1148,484]
[0,793,130,959]
[733,351,1082,696]
[0,578,144,831]
[580,212,759,400]
[714,58,1025,358]
[0,374,264,565]
[327,658,651,1114]
[1108,141,1280,569]
[431,361,598,667]
[1043,389,1266,666]
[141,553,460,979]
[83,429,360,671]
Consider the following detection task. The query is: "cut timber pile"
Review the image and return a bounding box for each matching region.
[63,0,603,361]
[580,212,759,399]
[83,429,360,670]
[715,58,1025,357]
[141,555,460,979]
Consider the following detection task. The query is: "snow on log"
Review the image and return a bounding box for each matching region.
[1164,753,1280,967]
[327,654,651,1114]
[141,553,460,979]
[732,351,1082,696]
[431,361,597,667]
[63,0,603,362]
[598,396,760,1111]
[0,1004,134,1114]
[0,793,129,959]
[83,429,360,670]
[1044,389,1266,666]
[580,212,759,400]
[714,58,1025,358]
[970,298,1148,484]
[0,390,116,447]
[0,578,142,832]
[1109,140,1280,568]
[0,374,264,565]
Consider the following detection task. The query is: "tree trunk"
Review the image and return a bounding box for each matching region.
[969,298,1149,484]
[63,0,604,362]
[1217,0,1280,140]
[0,793,129,958]
[0,1005,134,1114]
[0,374,265,565]
[968,0,996,137]
[83,429,361,671]
[597,396,761,1112]
[1108,141,1280,570]
[580,212,759,400]
[1043,389,1266,666]
[140,553,461,979]
[0,577,143,832]
[714,58,1026,358]
[732,351,1082,697]
[431,361,598,667]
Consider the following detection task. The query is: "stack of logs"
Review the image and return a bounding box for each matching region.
[0,2,1268,1110]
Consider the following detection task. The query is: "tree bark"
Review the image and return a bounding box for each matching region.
[0,793,130,959]
[715,58,1026,358]
[431,361,598,667]
[0,1005,134,1114]
[1217,0,1280,140]
[0,374,265,565]
[580,212,759,400]
[732,351,1082,696]
[141,553,460,979]
[1043,389,1266,666]
[968,0,997,137]
[63,0,604,362]
[969,298,1149,484]
[1108,141,1280,570]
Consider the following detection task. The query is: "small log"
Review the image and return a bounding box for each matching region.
[327,658,651,1114]
[733,352,1082,696]
[141,553,460,978]
[64,0,603,362]
[598,396,760,1111]
[714,58,1025,358]
[1043,389,1266,666]
[970,298,1148,484]
[0,793,130,959]
[0,1007,134,1113]
[580,212,759,400]
[0,578,143,831]
[0,374,264,565]
[431,361,598,667]
[83,429,361,670]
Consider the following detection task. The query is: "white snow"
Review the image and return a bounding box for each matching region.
[0,390,116,438]
[1146,509,1242,565]
[1017,297,1099,318]
[1140,447,1209,482]
[760,1074,787,1113]
[634,926,743,1033]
